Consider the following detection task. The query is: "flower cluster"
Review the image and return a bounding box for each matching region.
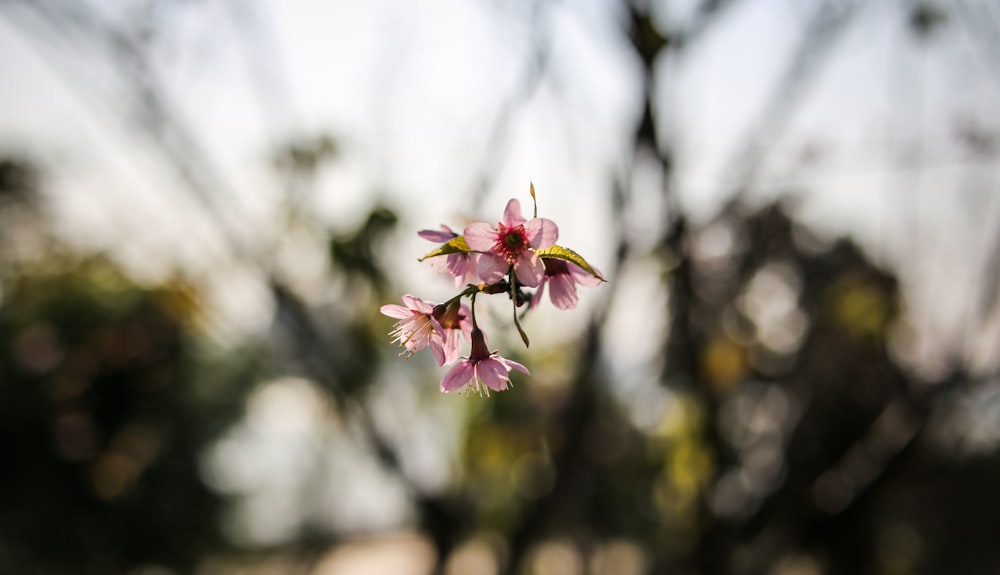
[381,184,604,396]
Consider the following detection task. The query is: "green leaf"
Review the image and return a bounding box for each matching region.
[418,236,473,261]
[536,245,606,281]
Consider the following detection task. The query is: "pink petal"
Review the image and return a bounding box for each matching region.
[430,339,447,365]
[569,262,604,286]
[434,329,463,366]
[530,277,547,309]
[425,255,451,275]
[477,358,511,391]
[500,357,530,375]
[478,254,509,284]
[457,254,480,286]
[524,217,558,250]
[463,222,498,251]
[446,253,471,283]
[417,226,457,242]
[440,361,475,392]
[380,304,412,319]
[548,274,579,310]
[401,294,434,314]
[458,304,474,341]
[514,252,544,288]
[502,199,526,227]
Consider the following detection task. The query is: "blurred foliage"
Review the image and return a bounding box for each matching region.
[6,193,998,574]
[0,163,997,575]
[0,257,261,574]
[273,135,338,177]
[449,201,1000,575]
[328,206,398,291]
[0,157,39,205]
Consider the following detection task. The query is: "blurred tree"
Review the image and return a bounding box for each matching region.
[0,256,261,574]
[450,199,1000,575]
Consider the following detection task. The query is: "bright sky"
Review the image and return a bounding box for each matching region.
[1,0,998,369]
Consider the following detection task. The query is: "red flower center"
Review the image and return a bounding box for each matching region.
[495,223,529,263]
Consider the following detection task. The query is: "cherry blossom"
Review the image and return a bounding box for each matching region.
[463,199,558,288]
[430,300,473,366]
[380,295,441,357]
[418,225,479,287]
[440,328,529,395]
[531,259,604,310]
[384,185,604,396]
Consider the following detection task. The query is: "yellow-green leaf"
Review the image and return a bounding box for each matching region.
[536,245,606,281]
[418,236,473,261]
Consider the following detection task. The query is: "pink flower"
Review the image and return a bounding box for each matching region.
[440,328,529,395]
[418,225,479,287]
[463,199,558,288]
[380,295,472,365]
[380,295,441,357]
[432,300,474,366]
[531,259,604,310]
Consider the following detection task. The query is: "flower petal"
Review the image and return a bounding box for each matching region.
[417,226,457,242]
[431,338,448,365]
[548,274,579,310]
[430,338,447,365]
[477,358,511,391]
[478,254,509,284]
[514,252,544,288]
[500,357,530,375]
[458,304,474,341]
[401,294,434,314]
[524,217,558,249]
[446,252,473,283]
[434,329,463,366]
[569,262,604,287]
[502,199,526,227]
[457,254,480,286]
[425,255,451,275]
[463,222,498,251]
[380,304,412,319]
[530,277,547,309]
[440,361,475,392]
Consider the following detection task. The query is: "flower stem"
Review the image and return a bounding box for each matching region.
[470,291,478,330]
[510,272,530,348]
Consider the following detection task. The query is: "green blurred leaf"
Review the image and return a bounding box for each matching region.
[536,245,605,281]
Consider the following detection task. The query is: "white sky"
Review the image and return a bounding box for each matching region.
[1,0,999,372]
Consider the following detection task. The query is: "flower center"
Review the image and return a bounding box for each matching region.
[388,313,435,357]
[495,224,529,263]
[434,301,465,330]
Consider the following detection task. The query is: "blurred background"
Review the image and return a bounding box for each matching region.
[1,1,999,574]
